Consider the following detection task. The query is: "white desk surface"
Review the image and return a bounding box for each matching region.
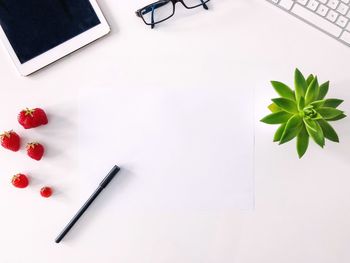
[1,0,350,262]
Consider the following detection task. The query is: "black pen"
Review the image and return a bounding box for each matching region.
[55,165,121,243]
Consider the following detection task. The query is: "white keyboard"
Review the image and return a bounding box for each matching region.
[267,0,350,47]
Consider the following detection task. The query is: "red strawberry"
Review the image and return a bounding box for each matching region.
[18,108,48,129]
[27,142,44,161]
[11,174,29,188]
[40,186,53,198]
[33,108,48,125]
[0,130,21,152]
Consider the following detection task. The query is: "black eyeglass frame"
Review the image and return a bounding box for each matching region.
[136,0,210,28]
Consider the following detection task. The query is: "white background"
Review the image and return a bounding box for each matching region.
[0,0,350,262]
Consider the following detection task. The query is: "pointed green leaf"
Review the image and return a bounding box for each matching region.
[297,125,309,158]
[306,74,314,86]
[323,98,344,108]
[310,113,323,121]
[318,119,339,142]
[317,107,344,120]
[328,113,347,121]
[318,81,329,100]
[294,68,307,103]
[268,103,281,113]
[261,111,293,124]
[270,81,295,101]
[303,118,317,132]
[298,96,305,111]
[271,98,298,114]
[304,119,325,148]
[310,99,325,109]
[279,115,303,144]
[305,76,319,105]
[273,123,287,142]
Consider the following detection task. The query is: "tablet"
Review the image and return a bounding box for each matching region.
[0,0,110,76]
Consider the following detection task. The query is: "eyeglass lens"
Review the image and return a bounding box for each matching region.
[141,2,174,25]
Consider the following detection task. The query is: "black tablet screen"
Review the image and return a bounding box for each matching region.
[0,0,101,64]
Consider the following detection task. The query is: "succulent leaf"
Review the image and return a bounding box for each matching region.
[270,81,295,101]
[294,68,307,102]
[271,98,298,114]
[268,103,281,113]
[298,96,305,111]
[273,123,287,142]
[303,118,317,132]
[260,111,293,124]
[279,115,303,145]
[306,74,314,86]
[318,81,330,100]
[327,113,347,121]
[297,126,309,158]
[317,107,344,120]
[323,98,344,108]
[318,119,339,142]
[305,76,319,105]
[310,100,326,109]
[304,119,325,148]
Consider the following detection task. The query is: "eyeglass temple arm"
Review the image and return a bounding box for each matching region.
[151,5,155,29]
[200,0,209,10]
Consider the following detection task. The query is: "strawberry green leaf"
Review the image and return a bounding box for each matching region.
[318,81,329,100]
[317,107,344,120]
[268,103,281,113]
[260,111,293,124]
[306,74,314,86]
[297,125,309,158]
[327,113,347,121]
[273,123,287,142]
[304,119,325,148]
[279,115,303,145]
[305,76,319,105]
[310,100,326,109]
[294,68,307,102]
[270,81,295,101]
[271,98,298,114]
[323,98,344,108]
[318,119,339,142]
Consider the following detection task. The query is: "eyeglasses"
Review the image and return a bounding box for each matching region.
[136,0,210,29]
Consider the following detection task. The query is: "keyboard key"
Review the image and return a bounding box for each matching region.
[327,10,339,21]
[340,30,350,43]
[307,0,319,10]
[319,0,327,3]
[327,0,340,8]
[317,4,329,15]
[278,0,294,9]
[341,0,349,3]
[346,22,350,30]
[297,0,308,4]
[292,4,342,36]
[336,15,349,26]
[337,3,349,14]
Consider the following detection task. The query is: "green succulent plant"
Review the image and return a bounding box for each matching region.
[261,68,346,158]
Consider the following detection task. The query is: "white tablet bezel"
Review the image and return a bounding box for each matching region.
[0,0,110,76]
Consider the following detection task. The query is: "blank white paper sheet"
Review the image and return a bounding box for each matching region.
[79,84,254,211]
